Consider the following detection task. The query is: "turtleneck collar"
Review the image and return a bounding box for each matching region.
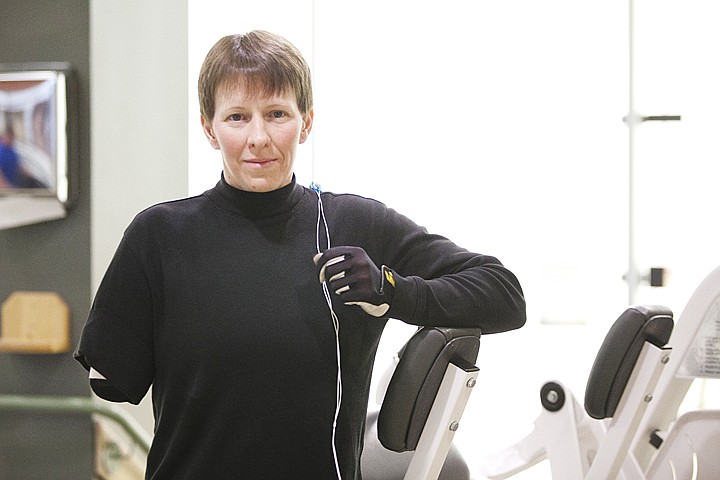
[204,173,306,219]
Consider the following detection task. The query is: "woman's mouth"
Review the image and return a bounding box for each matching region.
[244,158,274,167]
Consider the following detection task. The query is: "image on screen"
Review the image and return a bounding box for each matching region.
[0,69,67,201]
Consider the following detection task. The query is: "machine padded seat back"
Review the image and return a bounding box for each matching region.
[377,327,481,452]
[584,305,673,420]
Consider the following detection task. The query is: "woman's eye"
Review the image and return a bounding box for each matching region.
[228,113,244,122]
[270,110,286,119]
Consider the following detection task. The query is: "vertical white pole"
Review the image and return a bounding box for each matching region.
[625,0,640,305]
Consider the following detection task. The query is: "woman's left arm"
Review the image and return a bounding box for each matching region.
[379,208,526,333]
[315,203,526,333]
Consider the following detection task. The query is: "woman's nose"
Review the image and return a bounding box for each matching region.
[248,118,270,148]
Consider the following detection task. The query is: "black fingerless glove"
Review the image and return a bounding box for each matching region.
[314,246,396,317]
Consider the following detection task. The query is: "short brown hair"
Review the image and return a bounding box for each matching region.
[198,30,313,121]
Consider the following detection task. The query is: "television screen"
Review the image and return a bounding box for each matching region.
[0,66,68,202]
[0,64,71,229]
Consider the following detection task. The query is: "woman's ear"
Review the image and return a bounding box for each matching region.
[201,115,220,149]
[299,109,314,144]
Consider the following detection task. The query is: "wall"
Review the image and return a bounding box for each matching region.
[90,0,189,435]
[0,0,94,477]
[91,0,189,294]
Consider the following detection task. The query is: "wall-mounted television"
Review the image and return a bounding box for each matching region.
[0,63,73,230]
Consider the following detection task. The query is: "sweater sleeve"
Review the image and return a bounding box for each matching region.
[74,236,155,404]
[378,207,526,334]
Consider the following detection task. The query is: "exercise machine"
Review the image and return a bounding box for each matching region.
[480,264,720,479]
[362,326,482,480]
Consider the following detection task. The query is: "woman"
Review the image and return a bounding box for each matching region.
[75,30,526,479]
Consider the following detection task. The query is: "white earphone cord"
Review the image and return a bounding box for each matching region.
[315,189,343,480]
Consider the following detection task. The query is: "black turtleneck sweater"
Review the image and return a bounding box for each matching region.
[75,176,525,480]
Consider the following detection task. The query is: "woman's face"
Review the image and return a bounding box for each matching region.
[202,83,313,192]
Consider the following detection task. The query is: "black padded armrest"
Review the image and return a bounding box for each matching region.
[584,305,673,420]
[377,327,481,452]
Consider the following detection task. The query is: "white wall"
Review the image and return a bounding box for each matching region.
[91,0,189,290]
[91,0,189,434]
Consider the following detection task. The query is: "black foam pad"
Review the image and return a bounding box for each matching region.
[377,327,481,452]
[584,305,673,420]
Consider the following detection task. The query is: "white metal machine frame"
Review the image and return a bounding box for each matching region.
[480,265,720,480]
